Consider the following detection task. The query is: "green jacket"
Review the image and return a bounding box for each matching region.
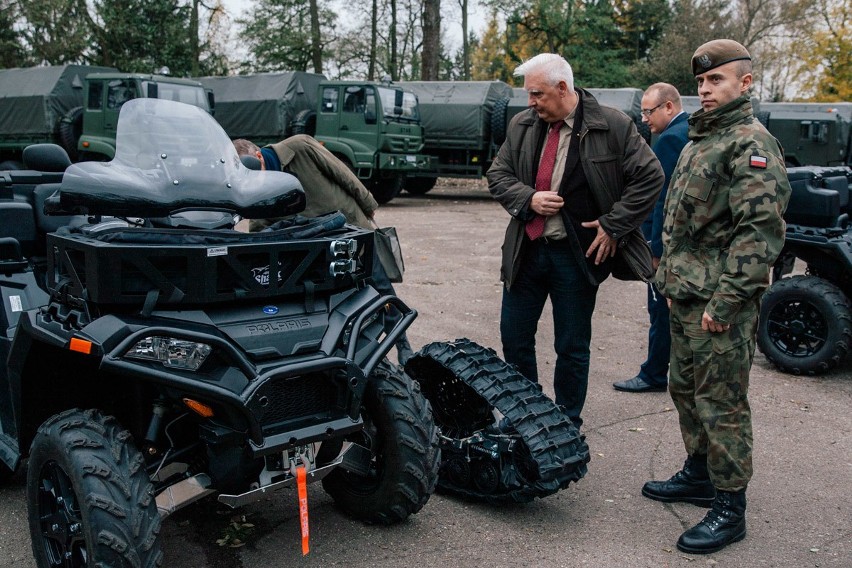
[249,134,378,231]
[656,95,791,324]
[487,88,663,288]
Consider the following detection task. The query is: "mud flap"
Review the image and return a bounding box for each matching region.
[405,338,590,504]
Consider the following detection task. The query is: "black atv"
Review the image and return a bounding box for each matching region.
[758,165,852,375]
[0,99,439,566]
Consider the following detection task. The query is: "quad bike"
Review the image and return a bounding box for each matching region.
[758,165,852,375]
[0,98,590,567]
[0,98,438,566]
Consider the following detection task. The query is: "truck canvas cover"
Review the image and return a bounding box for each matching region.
[401,81,513,149]
[197,72,325,142]
[0,64,115,138]
[507,87,643,124]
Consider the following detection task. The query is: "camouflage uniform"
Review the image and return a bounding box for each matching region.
[656,94,791,491]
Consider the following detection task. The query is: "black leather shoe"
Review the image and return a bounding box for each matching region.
[677,490,746,554]
[642,455,716,507]
[613,376,667,392]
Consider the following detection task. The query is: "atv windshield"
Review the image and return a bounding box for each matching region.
[58,98,305,218]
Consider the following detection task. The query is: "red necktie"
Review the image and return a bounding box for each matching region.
[526,121,564,240]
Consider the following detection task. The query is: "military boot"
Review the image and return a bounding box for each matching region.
[677,489,747,554]
[642,454,716,507]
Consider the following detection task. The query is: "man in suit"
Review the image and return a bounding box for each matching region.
[487,53,663,428]
[613,83,689,393]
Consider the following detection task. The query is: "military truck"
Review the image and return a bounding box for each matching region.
[399,80,514,195]
[197,73,430,204]
[401,83,651,196]
[760,102,851,167]
[0,65,213,168]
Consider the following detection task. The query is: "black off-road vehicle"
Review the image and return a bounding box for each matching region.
[0,99,438,566]
[758,165,852,374]
[0,98,590,567]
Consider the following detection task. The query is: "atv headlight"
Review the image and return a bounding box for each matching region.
[125,336,212,371]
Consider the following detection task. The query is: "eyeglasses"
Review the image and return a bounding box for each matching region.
[640,103,666,117]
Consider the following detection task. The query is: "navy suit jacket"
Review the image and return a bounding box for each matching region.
[641,112,689,258]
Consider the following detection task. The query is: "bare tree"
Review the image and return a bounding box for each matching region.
[309,0,322,73]
[421,0,440,79]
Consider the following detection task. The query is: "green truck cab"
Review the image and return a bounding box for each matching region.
[197,73,430,203]
[76,72,213,161]
[759,102,851,167]
[0,65,213,167]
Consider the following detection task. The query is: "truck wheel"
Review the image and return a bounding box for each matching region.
[27,409,163,568]
[322,361,439,524]
[758,275,852,375]
[404,176,437,195]
[491,96,511,145]
[755,110,771,128]
[57,106,84,161]
[291,109,317,136]
[370,175,404,204]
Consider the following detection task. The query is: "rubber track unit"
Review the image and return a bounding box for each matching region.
[405,338,590,504]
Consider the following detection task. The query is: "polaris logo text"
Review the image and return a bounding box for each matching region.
[246,318,312,335]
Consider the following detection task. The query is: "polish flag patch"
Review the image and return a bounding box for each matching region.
[749,154,768,169]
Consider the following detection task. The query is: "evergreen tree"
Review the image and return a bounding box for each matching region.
[0,0,28,68]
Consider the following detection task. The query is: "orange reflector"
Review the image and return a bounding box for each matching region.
[69,338,92,354]
[297,466,309,555]
[182,398,214,418]
[81,141,90,148]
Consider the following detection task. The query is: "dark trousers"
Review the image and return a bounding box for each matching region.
[500,239,598,427]
[638,283,671,387]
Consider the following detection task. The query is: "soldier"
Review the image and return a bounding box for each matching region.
[644,40,791,554]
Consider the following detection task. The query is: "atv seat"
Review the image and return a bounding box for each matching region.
[0,201,36,260]
[23,144,72,173]
[785,167,852,229]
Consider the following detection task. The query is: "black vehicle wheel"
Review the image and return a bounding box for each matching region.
[370,175,404,204]
[755,110,771,128]
[291,109,317,136]
[491,96,511,145]
[404,176,437,195]
[27,409,163,568]
[322,361,439,524]
[758,275,852,375]
[57,106,84,161]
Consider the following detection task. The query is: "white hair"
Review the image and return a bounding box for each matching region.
[514,53,574,91]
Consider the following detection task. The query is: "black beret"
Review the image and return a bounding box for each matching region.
[691,39,751,76]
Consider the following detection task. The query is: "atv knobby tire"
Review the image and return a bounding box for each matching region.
[322,360,439,524]
[27,409,163,568]
[758,275,852,375]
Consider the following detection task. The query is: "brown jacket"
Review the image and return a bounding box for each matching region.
[249,134,378,231]
[487,89,663,288]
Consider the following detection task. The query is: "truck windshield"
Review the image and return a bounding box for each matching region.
[144,81,210,112]
[377,87,420,121]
